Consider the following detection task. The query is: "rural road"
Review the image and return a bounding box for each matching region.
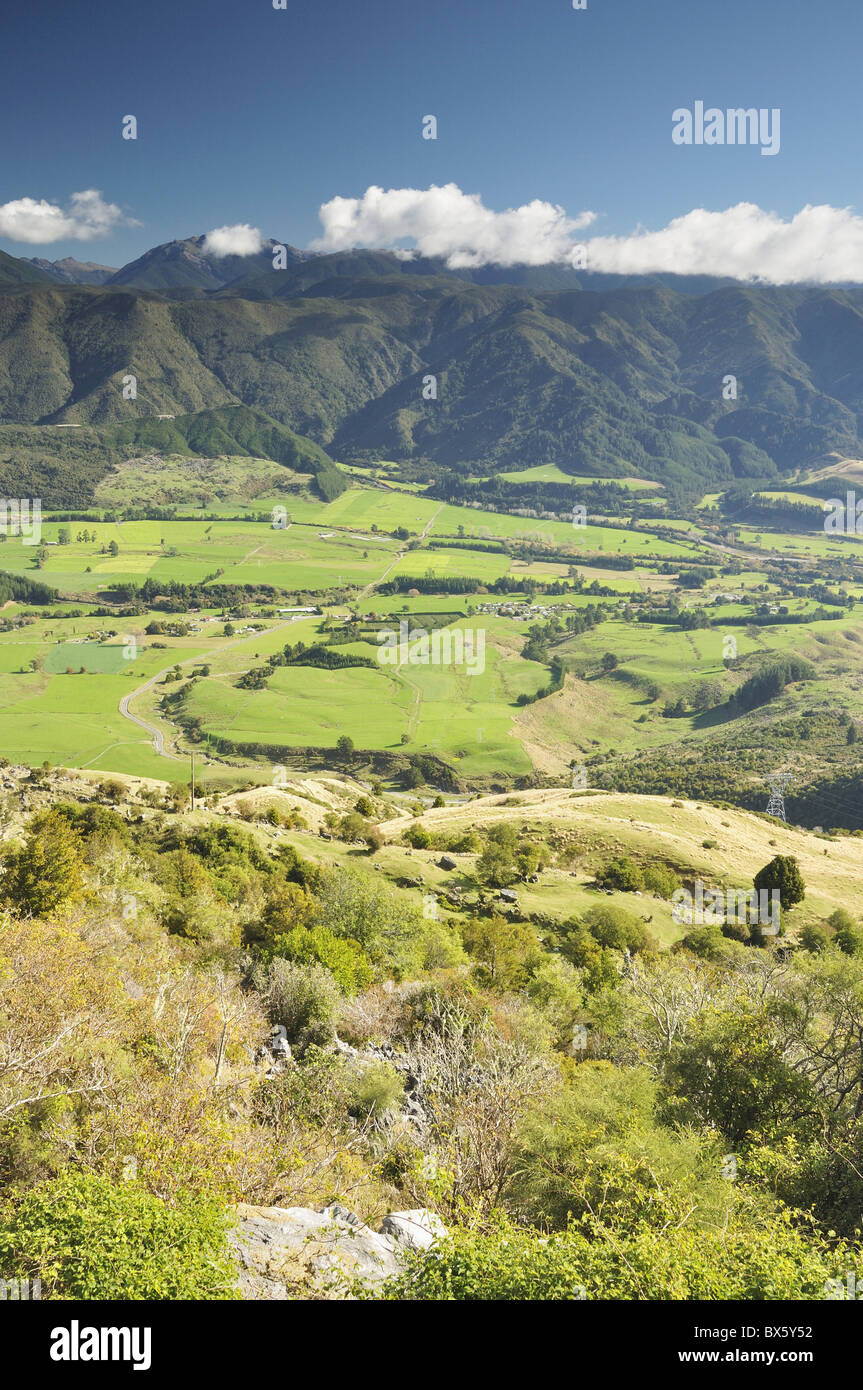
[118,618,301,761]
[358,502,444,598]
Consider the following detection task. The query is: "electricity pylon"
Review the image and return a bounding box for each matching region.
[765,772,792,821]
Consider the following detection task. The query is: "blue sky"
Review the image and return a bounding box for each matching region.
[0,0,859,275]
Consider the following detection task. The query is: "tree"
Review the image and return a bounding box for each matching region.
[108,539,119,557]
[0,810,85,916]
[753,855,805,910]
[476,840,516,888]
[583,904,649,954]
[597,856,643,892]
[336,735,354,761]
[601,652,618,672]
[463,915,538,989]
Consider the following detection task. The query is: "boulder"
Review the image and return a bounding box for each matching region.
[231,1204,400,1300]
[378,1209,447,1252]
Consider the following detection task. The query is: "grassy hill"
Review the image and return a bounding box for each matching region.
[0,405,346,506]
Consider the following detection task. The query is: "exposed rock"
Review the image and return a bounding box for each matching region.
[231,1203,448,1299]
[231,1204,401,1299]
[379,1209,447,1252]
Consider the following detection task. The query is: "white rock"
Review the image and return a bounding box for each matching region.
[378,1209,447,1251]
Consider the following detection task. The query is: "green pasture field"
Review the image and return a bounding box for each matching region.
[284,489,442,533]
[390,547,511,583]
[1,476,858,789]
[0,610,314,778]
[0,518,399,593]
[758,490,828,507]
[427,505,701,555]
[44,640,132,674]
[182,617,548,777]
[494,465,661,489]
[734,526,863,559]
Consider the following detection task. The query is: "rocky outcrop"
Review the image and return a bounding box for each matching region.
[379,1209,448,1251]
[231,1203,445,1299]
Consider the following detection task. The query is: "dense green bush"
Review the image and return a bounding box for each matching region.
[268,924,373,995]
[369,1210,857,1301]
[596,857,643,892]
[345,1062,405,1119]
[0,1172,238,1300]
[583,904,650,955]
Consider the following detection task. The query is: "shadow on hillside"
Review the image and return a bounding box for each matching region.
[693,701,738,731]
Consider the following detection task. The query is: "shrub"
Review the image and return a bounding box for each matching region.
[596,857,643,892]
[345,1061,405,1119]
[0,810,85,916]
[475,841,516,888]
[0,1172,238,1300]
[263,958,341,1050]
[682,926,730,961]
[641,863,679,899]
[830,909,863,957]
[583,904,649,954]
[404,823,431,849]
[449,830,481,853]
[269,925,373,995]
[799,924,830,954]
[367,1209,854,1301]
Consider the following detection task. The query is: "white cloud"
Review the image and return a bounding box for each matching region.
[0,190,134,244]
[202,224,264,258]
[311,183,596,268]
[311,185,863,284]
[581,203,863,284]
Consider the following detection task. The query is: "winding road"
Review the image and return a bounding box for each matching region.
[118,505,446,761]
[117,618,301,761]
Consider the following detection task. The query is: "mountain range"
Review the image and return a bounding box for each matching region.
[1,233,862,506]
[14,234,735,297]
